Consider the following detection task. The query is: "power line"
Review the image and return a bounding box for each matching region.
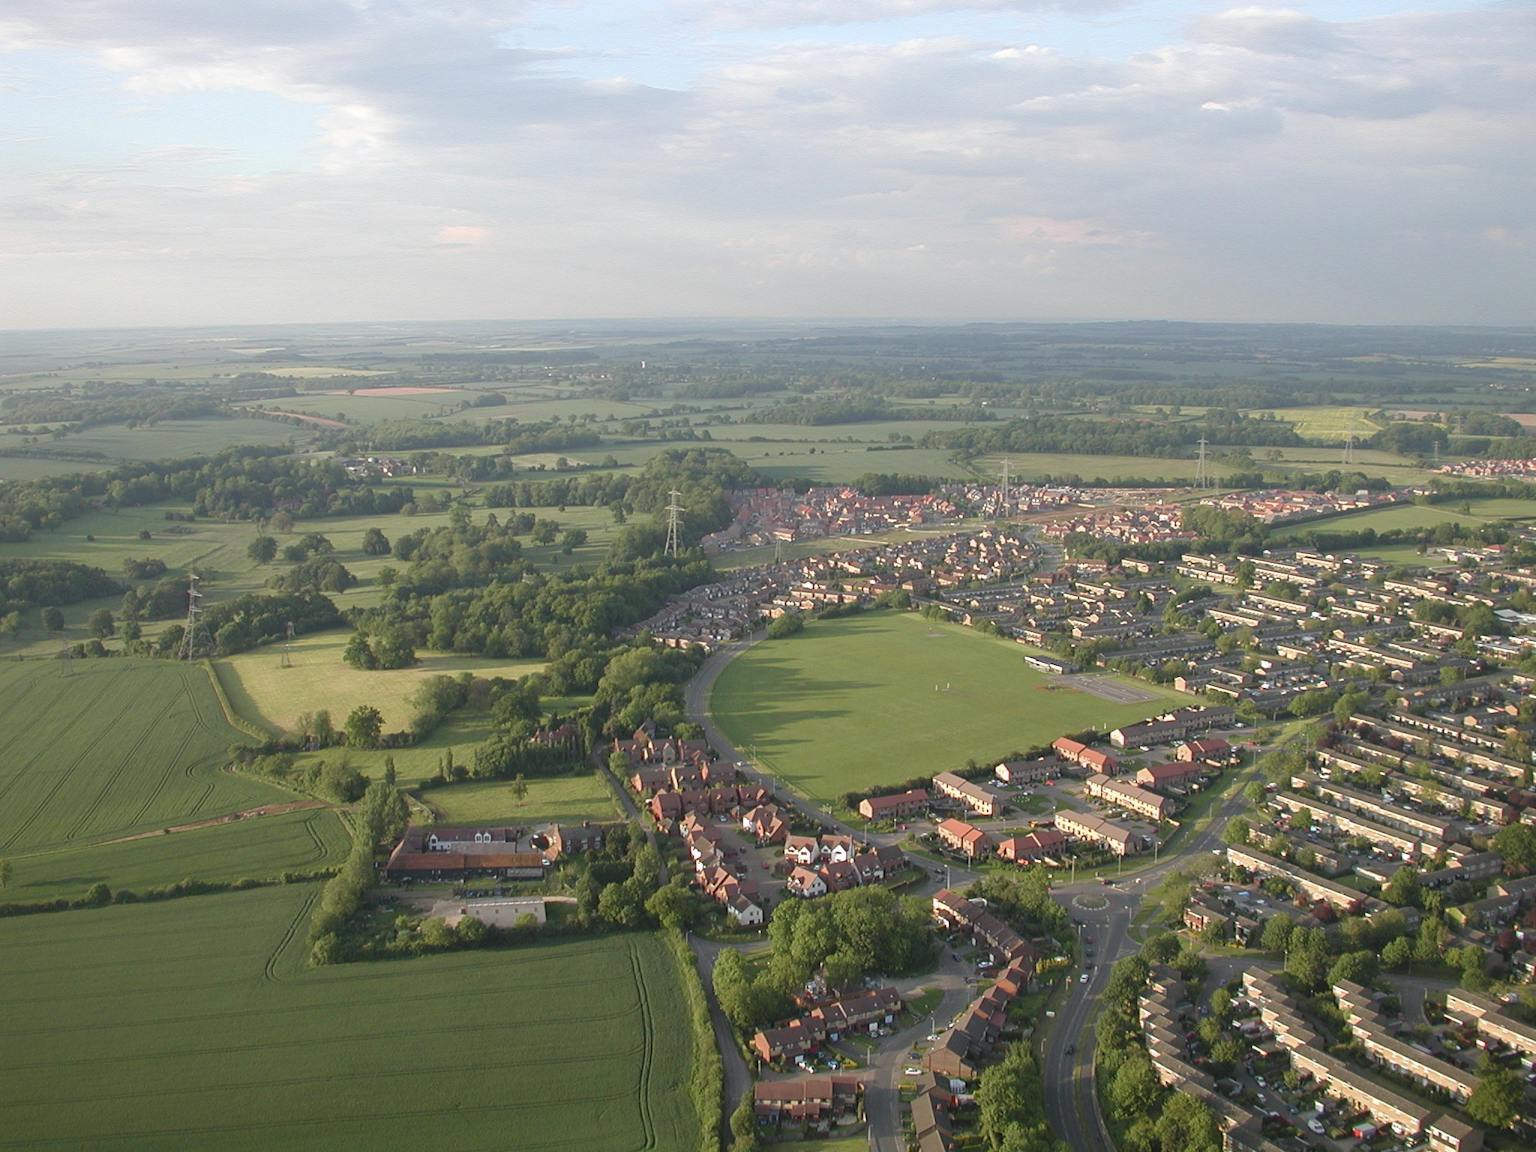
[280,620,295,668]
[663,488,684,558]
[1195,437,1209,489]
[177,574,212,661]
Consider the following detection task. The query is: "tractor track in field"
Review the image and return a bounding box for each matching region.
[263,889,316,983]
[0,686,142,852]
[67,692,179,841]
[628,939,658,1150]
[130,676,218,825]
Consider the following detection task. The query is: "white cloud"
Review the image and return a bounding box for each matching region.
[0,1,1531,327]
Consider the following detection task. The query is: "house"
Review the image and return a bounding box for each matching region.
[753,1022,817,1064]
[754,1077,863,1133]
[933,772,999,817]
[785,835,820,865]
[1136,761,1204,793]
[1085,773,1170,822]
[788,866,828,898]
[1176,737,1233,764]
[996,827,1067,864]
[911,1085,955,1152]
[995,759,1057,785]
[383,826,549,881]
[1055,810,1148,856]
[858,788,928,821]
[1110,705,1234,748]
[742,804,788,845]
[936,818,994,860]
[729,894,764,927]
[1052,736,1120,774]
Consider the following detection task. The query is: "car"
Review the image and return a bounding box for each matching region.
[1080,973,1090,983]
[1066,1044,1076,1055]
[904,1067,922,1076]
[1308,1121,1326,1135]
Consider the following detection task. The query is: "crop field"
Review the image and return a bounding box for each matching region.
[0,659,284,856]
[0,807,349,906]
[0,886,698,1152]
[255,391,477,422]
[216,630,545,734]
[976,452,1241,484]
[1262,406,1382,441]
[710,612,1184,802]
[1276,502,1488,537]
[0,419,311,482]
[421,772,617,825]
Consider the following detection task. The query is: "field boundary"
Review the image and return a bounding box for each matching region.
[204,660,279,740]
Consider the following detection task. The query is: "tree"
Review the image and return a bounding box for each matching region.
[1465,1063,1521,1128]
[1382,936,1413,971]
[0,857,10,890]
[729,1087,760,1152]
[512,773,528,803]
[712,948,759,1030]
[362,527,391,555]
[1384,865,1423,909]
[1493,824,1536,874]
[1285,927,1330,991]
[1222,816,1250,846]
[766,611,806,639]
[383,755,397,786]
[40,606,64,632]
[1328,950,1378,988]
[86,608,114,639]
[344,705,384,749]
[1155,1091,1221,1152]
[247,535,278,563]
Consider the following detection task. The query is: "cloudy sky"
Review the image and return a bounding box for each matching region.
[0,0,1531,329]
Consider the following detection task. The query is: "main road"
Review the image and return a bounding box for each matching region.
[685,621,1258,1152]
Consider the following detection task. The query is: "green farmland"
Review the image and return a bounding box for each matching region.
[710,612,1185,803]
[0,886,698,1151]
[421,772,618,825]
[0,807,349,906]
[214,631,545,735]
[0,659,285,856]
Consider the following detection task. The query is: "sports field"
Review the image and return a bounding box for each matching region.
[0,807,349,905]
[0,659,284,856]
[215,631,545,734]
[710,612,1185,802]
[0,886,697,1151]
[422,773,617,825]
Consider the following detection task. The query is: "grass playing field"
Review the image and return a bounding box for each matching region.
[420,773,618,826]
[0,659,287,856]
[709,611,1185,803]
[1263,406,1383,442]
[214,630,546,735]
[0,807,350,906]
[0,886,698,1151]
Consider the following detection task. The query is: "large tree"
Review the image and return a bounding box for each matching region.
[1466,1063,1521,1128]
[344,705,384,749]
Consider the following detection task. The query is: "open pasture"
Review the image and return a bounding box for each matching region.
[710,612,1183,803]
[0,807,349,906]
[421,773,617,825]
[0,659,283,855]
[0,886,697,1152]
[215,630,545,734]
[1276,502,1491,538]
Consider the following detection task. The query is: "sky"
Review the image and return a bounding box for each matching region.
[0,0,1531,330]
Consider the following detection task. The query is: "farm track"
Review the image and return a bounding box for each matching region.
[263,889,317,983]
[300,812,328,862]
[629,939,657,1150]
